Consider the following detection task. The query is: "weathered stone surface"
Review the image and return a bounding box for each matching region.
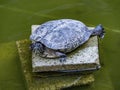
[32,25,101,72]
[16,39,94,90]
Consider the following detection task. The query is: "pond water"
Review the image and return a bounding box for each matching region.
[0,0,120,90]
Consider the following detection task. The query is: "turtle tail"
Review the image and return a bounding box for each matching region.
[91,24,105,38]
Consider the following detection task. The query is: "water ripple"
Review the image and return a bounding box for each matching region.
[0,5,56,19]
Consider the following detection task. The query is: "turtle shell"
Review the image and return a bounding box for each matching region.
[30,19,92,52]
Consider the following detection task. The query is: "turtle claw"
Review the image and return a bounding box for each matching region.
[55,51,67,63]
[59,56,66,63]
[59,54,67,63]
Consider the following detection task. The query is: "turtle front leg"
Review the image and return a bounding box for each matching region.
[55,52,67,62]
[30,42,45,55]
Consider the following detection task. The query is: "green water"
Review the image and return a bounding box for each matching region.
[0,0,120,90]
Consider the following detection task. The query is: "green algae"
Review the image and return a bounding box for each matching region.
[16,39,94,90]
[0,41,25,90]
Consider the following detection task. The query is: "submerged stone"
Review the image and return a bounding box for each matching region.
[16,39,94,90]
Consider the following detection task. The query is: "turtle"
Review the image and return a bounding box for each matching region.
[30,19,105,62]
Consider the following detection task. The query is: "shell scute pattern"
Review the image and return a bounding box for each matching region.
[30,19,91,52]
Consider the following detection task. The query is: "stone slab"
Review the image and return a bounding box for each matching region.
[32,25,101,72]
[16,39,94,90]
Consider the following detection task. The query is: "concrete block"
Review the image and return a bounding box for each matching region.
[31,25,101,72]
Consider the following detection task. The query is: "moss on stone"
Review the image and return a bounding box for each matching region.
[16,39,94,90]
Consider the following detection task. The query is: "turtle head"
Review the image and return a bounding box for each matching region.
[92,24,105,38]
[30,42,44,55]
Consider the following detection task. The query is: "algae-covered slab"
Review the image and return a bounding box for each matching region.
[16,39,94,90]
[32,25,100,72]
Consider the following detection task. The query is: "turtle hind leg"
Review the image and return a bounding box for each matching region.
[55,52,67,62]
[91,24,105,38]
